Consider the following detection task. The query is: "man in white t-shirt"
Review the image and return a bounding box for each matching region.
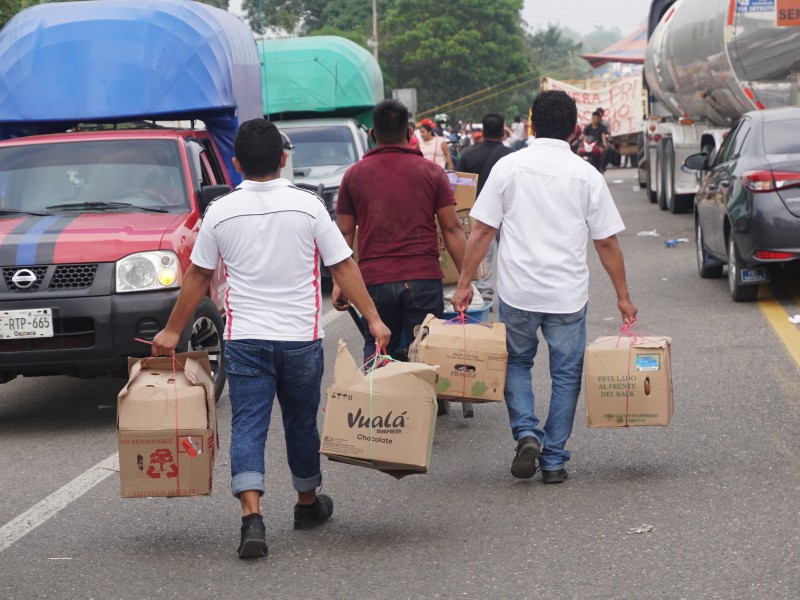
[152,119,390,559]
[451,91,637,484]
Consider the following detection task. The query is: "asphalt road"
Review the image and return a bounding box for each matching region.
[2,167,800,599]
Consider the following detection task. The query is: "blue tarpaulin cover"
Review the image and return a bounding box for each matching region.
[0,0,263,184]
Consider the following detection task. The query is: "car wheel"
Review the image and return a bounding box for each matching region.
[437,398,450,416]
[727,235,759,302]
[187,297,226,401]
[696,219,723,278]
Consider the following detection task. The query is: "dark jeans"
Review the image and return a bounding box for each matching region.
[224,339,324,498]
[362,279,444,362]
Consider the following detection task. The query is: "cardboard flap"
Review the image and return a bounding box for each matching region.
[412,313,439,346]
[423,319,507,351]
[356,361,439,397]
[333,340,439,396]
[589,335,671,350]
[332,340,366,389]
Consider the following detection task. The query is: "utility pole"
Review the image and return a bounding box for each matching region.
[372,0,378,60]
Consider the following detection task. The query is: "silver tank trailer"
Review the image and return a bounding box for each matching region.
[645,0,800,127]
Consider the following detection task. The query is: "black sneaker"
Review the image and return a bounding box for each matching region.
[294,494,334,530]
[510,436,540,479]
[541,468,568,484]
[238,513,268,559]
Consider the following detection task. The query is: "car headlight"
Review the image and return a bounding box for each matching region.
[116,251,182,293]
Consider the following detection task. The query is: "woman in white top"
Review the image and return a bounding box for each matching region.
[418,123,454,170]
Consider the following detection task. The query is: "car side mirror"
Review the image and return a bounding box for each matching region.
[684,152,709,171]
[198,184,232,215]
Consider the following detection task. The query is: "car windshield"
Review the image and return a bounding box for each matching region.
[763,120,800,155]
[0,139,189,214]
[282,126,358,168]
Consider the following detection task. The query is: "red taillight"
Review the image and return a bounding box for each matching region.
[772,170,800,190]
[742,169,800,193]
[653,134,662,142]
[754,250,795,260]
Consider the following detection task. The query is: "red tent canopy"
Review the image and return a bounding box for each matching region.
[579,24,647,69]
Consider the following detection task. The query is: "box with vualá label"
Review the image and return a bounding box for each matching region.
[320,341,438,478]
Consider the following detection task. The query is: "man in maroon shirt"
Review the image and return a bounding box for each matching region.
[332,99,467,361]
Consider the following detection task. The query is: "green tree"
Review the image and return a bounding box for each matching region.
[527,24,590,80]
[581,25,623,54]
[381,0,533,120]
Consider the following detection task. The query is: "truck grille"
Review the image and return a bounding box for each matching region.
[0,317,95,352]
[50,264,98,290]
[3,266,48,291]
[1,264,98,291]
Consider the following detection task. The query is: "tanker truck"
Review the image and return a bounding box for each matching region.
[642,0,800,213]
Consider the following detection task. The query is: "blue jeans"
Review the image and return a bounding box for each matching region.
[499,298,587,472]
[362,279,444,362]
[224,339,324,498]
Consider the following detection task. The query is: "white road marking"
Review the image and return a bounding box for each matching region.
[0,309,346,554]
[0,453,119,553]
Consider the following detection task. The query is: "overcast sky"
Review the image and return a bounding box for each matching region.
[522,0,648,35]
[229,0,649,37]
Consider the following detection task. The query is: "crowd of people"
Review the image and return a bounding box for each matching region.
[150,91,637,560]
[408,106,620,174]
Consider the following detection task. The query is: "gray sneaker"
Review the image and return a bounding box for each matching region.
[294,494,334,530]
[511,436,541,479]
[238,513,268,559]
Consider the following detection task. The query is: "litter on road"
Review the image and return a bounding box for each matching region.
[627,524,655,534]
[789,315,800,325]
[637,230,660,237]
[664,238,689,247]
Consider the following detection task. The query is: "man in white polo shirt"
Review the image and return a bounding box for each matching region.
[451,91,637,484]
[152,119,390,559]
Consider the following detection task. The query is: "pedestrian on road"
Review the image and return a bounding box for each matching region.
[332,99,468,362]
[455,113,514,303]
[151,119,390,559]
[419,122,454,170]
[451,91,637,484]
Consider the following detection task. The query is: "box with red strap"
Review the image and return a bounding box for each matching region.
[117,351,218,497]
[409,313,507,403]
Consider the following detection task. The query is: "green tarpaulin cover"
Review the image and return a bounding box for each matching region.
[259,36,384,125]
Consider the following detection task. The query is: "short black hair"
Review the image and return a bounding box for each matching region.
[592,109,603,118]
[531,91,577,141]
[234,118,283,177]
[373,99,409,144]
[482,113,505,139]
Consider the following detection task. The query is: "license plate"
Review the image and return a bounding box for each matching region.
[741,268,767,283]
[0,308,54,339]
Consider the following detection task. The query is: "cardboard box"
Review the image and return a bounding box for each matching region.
[448,171,479,210]
[584,335,674,427]
[117,351,218,497]
[410,314,507,403]
[320,341,438,478]
[437,209,487,285]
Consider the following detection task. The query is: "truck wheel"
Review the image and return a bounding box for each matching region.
[645,152,657,202]
[657,139,669,211]
[727,235,759,302]
[188,297,227,400]
[696,219,723,278]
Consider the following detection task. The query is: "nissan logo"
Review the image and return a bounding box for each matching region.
[11,269,37,289]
